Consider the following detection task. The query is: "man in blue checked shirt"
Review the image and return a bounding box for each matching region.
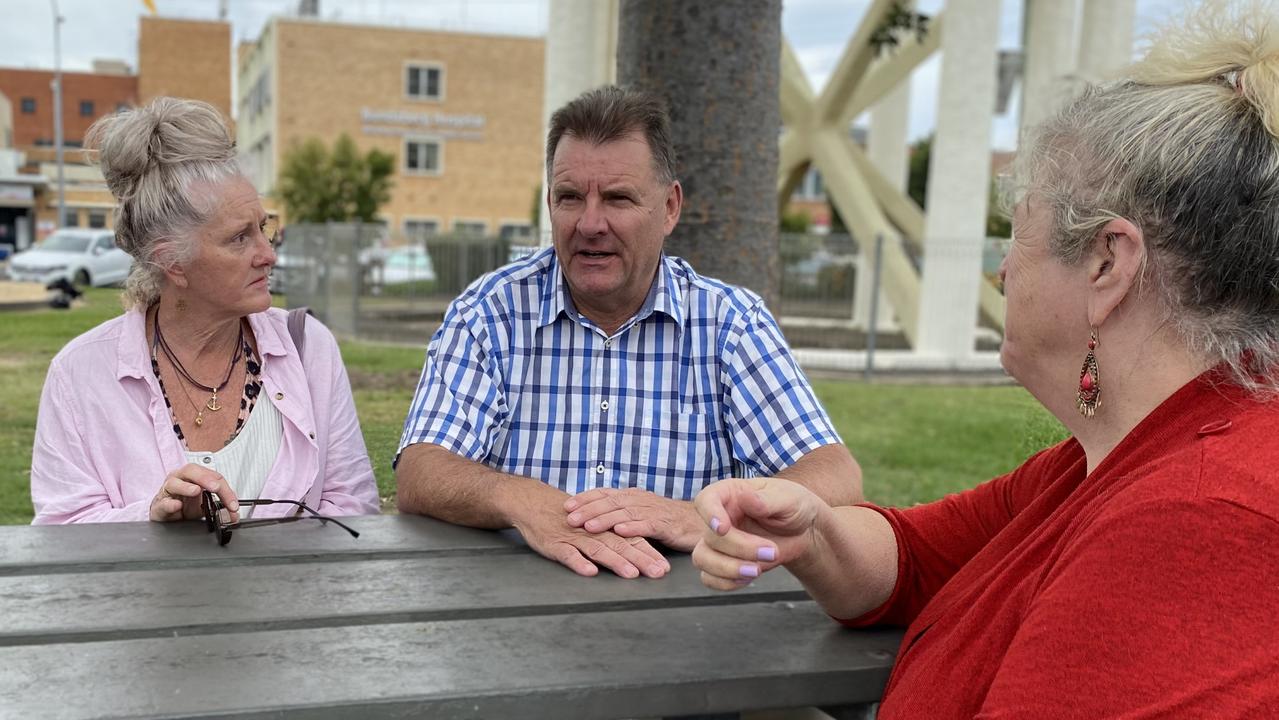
[395,86,861,579]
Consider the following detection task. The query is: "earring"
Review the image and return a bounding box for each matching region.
[1076,328,1101,418]
[175,297,187,313]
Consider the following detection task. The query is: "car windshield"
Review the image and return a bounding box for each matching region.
[39,233,92,253]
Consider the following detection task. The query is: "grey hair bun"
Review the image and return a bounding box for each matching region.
[85,97,242,308]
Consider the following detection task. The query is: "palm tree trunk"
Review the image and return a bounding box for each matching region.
[617,0,782,309]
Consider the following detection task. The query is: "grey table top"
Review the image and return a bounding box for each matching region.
[0,514,900,719]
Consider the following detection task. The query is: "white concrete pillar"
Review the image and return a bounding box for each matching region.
[1019,0,1081,141]
[1077,0,1135,83]
[915,0,1001,361]
[538,0,618,246]
[858,63,910,331]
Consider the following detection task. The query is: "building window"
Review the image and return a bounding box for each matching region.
[88,211,107,229]
[63,210,80,228]
[403,219,439,242]
[79,100,94,117]
[404,138,442,175]
[498,223,533,241]
[20,97,35,114]
[453,220,487,237]
[405,63,444,101]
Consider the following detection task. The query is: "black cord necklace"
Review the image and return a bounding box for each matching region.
[153,309,243,420]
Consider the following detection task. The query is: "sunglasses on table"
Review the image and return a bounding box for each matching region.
[201,491,360,546]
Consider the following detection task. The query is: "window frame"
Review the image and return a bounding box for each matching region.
[403,61,445,102]
[20,97,35,114]
[451,219,488,237]
[402,136,444,176]
[402,216,441,242]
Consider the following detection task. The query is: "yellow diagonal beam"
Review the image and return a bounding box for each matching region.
[811,128,920,343]
[816,0,897,123]
[781,40,815,127]
[777,129,811,213]
[843,140,924,245]
[841,12,944,123]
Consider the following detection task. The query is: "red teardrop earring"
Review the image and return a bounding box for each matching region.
[1076,328,1101,418]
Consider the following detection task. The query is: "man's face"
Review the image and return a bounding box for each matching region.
[548,130,681,324]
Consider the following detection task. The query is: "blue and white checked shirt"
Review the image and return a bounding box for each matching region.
[397,248,841,500]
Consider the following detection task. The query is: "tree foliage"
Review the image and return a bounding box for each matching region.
[907,135,932,210]
[870,1,930,57]
[276,134,395,223]
[906,134,1010,237]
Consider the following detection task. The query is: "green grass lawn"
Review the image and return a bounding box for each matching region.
[0,288,1067,524]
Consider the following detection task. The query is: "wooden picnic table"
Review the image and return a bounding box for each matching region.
[0,514,900,719]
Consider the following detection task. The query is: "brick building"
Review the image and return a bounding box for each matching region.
[238,17,545,241]
[0,17,230,248]
[0,64,137,149]
[139,17,232,120]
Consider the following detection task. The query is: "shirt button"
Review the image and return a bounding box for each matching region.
[275,392,284,400]
[603,339,612,348]
[201,456,212,465]
[595,463,605,474]
[600,400,609,411]
[308,432,316,440]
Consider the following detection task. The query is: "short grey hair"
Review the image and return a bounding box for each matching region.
[1014,0,1279,394]
[86,97,242,308]
[545,85,678,184]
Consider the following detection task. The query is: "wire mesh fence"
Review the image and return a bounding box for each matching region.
[277,223,1009,354]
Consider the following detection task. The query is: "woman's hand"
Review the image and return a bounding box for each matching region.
[149,464,240,523]
[691,477,830,591]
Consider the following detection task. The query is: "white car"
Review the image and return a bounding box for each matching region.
[6,229,132,287]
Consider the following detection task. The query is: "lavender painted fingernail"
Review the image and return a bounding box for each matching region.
[710,516,721,533]
[757,546,776,562]
[740,564,759,578]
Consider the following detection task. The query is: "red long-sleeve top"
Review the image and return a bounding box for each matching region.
[846,373,1279,718]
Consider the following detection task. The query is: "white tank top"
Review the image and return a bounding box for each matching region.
[184,394,284,516]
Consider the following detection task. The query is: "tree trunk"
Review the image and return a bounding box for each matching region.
[617,0,781,309]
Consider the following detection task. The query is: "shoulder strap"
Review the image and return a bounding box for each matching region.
[285,307,323,509]
[287,307,310,360]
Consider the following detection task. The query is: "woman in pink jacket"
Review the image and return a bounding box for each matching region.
[31,97,379,525]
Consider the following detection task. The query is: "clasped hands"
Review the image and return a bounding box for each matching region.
[520,487,705,579]
[530,480,825,585]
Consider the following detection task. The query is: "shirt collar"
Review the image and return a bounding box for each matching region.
[116,308,151,381]
[537,252,685,331]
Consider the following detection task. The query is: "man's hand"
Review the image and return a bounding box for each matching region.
[515,494,672,579]
[563,488,703,552]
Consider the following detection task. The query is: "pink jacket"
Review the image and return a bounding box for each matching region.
[31,308,380,523]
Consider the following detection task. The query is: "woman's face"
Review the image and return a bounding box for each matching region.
[179,176,276,318]
[1000,197,1090,401]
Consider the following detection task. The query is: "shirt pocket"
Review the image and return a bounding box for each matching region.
[631,411,721,499]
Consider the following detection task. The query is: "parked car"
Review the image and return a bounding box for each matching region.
[372,245,436,285]
[6,229,132,287]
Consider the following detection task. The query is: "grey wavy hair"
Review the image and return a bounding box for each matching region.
[85,97,242,308]
[1014,0,1279,394]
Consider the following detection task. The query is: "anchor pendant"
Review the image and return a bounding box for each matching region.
[206,394,222,412]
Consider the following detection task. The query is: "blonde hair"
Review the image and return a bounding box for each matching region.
[85,97,242,308]
[1017,0,1279,393]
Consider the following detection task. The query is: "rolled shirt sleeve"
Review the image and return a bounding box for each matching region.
[397,301,508,466]
[720,301,842,475]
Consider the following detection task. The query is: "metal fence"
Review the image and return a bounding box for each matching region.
[279,223,1008,353]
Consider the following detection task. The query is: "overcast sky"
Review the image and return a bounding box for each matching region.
[0,0,1197,149]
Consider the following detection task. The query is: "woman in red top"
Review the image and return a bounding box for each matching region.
[693,2,1279,718]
